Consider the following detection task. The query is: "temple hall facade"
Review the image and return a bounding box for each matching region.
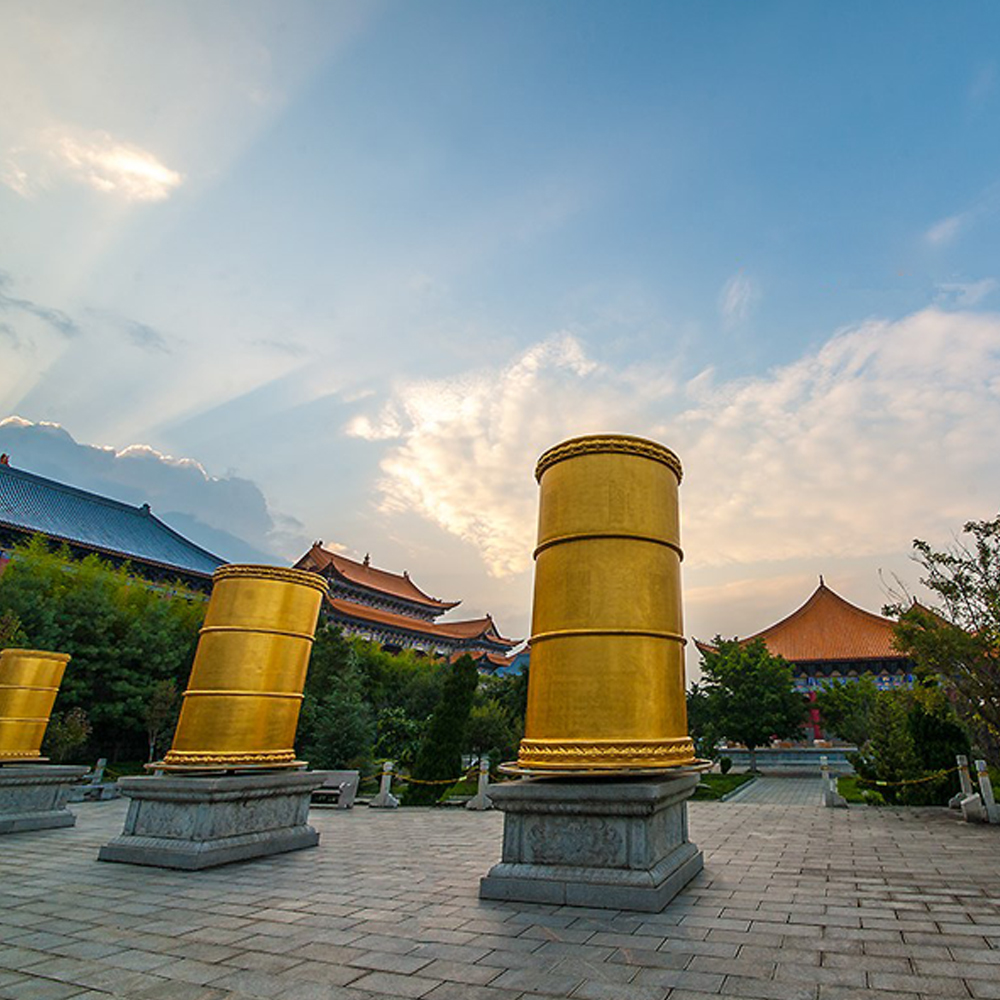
[294,543,518,664]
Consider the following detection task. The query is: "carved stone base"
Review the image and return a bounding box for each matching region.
[98,770,324,870]
[480,773,702,912]
[0,765,89,834]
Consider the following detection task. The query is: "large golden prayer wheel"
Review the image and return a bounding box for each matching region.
[518,434,697,771]
[160,565,329,770]
[0,648,72,763]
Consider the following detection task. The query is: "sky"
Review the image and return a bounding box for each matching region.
[2,1,999,668]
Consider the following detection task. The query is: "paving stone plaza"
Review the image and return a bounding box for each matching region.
[2,791,999,1000]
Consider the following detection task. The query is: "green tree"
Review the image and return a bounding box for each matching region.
[464,699,518,769]
[698,637,806,771]
[144,679,181,763]
[352,639,445,720]
[402,654,479,805]
[0,608,27,647]
[813,675,880,747]
[0,537,205,758]
[42,706,92,763]
[851,691,922,805]
[297,625,374,770]
[686,681,720,760]
[372,707,424,768]
[886,515,1000,765]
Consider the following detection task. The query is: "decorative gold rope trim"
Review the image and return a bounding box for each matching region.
[0,716,52,722]
[0,685,61,692]
[212,564,330,594]
[530,628,687,646]
[534,532,684,561]
[518,737,696,769]
[535,434,682,483]
[160,749,298,767]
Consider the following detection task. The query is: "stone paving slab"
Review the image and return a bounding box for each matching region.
[0,792,998,1000]
[725,778,824,806]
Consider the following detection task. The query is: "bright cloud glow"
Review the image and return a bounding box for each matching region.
[3,128,183,202]
[348,309,1000,580]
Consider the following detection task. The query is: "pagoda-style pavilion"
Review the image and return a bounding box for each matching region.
[696,579,914,740]
[294,543,518,662]
[697,578,914,693]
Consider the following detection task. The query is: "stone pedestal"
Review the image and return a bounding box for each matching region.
[0,765,89,834]
[98,770,324,870]
[480,773,702,912]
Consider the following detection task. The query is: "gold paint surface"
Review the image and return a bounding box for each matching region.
[0,648,71,762]
[160,565,328,770]
[519,434,696,770]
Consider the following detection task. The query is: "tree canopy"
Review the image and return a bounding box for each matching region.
[697,636,805,769]
[0,536,205,759]
[886,515,1000,765]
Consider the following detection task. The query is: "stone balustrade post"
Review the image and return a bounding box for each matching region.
[466,758,492,811]
[975,759,998,824]
[821,754,847,808]
[950,754,975,809]
[369,760,399,809]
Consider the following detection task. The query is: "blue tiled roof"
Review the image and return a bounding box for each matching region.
[0,463,224,578]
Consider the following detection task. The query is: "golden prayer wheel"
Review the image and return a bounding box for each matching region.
[518,434,697,771]
[0,648,72,763]
[160,565,329,770]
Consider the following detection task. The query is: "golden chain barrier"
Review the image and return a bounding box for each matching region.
[856,764,961,788]
[391,765,480,786]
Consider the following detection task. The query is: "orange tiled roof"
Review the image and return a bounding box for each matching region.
[326,597,517,648]
[721,581,905,662]
[451,650,516,668]
[297,544,460,610]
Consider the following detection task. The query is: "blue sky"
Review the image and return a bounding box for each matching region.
[2,1,999,655]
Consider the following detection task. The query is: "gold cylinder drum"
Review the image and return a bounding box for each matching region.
[0,648,72,763]
[518,434,696,771]
[160,565,329,770]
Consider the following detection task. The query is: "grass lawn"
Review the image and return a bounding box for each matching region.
[836,775,868,803]
[692,772,755,800]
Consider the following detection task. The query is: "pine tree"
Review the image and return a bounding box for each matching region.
[402,655,479,805]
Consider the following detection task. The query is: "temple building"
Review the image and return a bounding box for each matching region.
[696,579,915,740]
[697,578,914,692]
[0,458,224,590]
[294,542,518,663]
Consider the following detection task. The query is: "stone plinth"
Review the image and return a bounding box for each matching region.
[480,773,702,912]
[98,770,324,870]
[0,765,89,834]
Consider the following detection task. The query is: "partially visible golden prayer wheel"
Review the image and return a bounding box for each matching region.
[0,648,72,763]
[160,565,329,770]
[518,434,697,770]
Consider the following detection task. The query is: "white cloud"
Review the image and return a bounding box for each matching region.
[3,127,182,202]
[935,278,997,308]
[348,309,1000,585]
[0,416,305,562]
[924,183,1000,247]
[345,334,621,576]
[719,271,758,326]
[925,214,965,246]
